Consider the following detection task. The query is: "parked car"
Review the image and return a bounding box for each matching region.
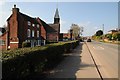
[79,39,84,42]
[87,39,91,42]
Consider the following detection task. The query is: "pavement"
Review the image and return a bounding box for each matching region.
[47,42,101,79]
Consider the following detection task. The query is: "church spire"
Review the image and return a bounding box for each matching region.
[54,8,60,24]
[54,8,59,18]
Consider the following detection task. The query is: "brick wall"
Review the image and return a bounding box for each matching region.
[47,33,58,41]
[0,32,7,50]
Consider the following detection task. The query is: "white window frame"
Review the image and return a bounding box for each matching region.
[27,29,31,37]
[32,30,34,37]
[37,40,41,46]
[28,21,31,26]
[32,24,35,27]
[0,39,5,45]
[37,24,40,28]
[37,31,39,37]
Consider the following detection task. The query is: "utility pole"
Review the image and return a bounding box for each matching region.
[102,24,104,41]
[102,24,104,34]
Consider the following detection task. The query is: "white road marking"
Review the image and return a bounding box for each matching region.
[92,46,104,50]
[100,46,104,50]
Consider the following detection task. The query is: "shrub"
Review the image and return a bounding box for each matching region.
[2,40,79,79]
[22,42,31,48]
[2,47,47,79]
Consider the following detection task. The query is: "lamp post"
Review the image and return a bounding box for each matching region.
[70,29,73,40]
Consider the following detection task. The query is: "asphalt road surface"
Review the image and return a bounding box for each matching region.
[86,41,118,78]
[47,41,118,79]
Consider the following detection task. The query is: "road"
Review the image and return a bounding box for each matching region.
[46,41,118,79]
[86,41,118,78]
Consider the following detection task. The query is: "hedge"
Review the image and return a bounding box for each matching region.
[2,40,79,79]
[22,42,31,48]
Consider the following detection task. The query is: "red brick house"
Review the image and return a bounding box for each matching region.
[37,8,60,42]
[0,5,60,50]
[0,31,7,50]
[0,5,42,50]
[59,33,74,41]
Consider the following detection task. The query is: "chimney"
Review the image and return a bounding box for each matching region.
[12,4,19,14]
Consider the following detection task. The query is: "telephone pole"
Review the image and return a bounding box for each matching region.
[102,24,104,34]
[102,24,104,41]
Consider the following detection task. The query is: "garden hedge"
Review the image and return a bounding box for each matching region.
[2,40,79,79]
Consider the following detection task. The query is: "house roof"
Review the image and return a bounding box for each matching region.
[7,7,59,34]
[7,12,39,24]
[19,13,39,24]
[36,17,56,33]
[48,24,59,33]
[108,30,118,32]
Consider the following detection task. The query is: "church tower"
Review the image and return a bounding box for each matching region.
[54,8,60,24]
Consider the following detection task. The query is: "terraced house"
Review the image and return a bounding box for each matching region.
[0,4,60,50]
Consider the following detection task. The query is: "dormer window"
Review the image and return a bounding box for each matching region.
[32,24,35,27]
[28,21,31,26]
[37,24,39,28]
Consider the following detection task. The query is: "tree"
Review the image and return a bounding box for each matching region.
[96,30,103,36]
[70,24,81,39]
[112,32,120,41]
[105,34,112,40]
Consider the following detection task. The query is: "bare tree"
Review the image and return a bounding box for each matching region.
[70,24,80,39]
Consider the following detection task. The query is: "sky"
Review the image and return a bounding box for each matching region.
[0,1,118,36]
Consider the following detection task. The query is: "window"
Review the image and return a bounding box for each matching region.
[27,29,31,37]
[0,39,5,45]
[32,24,35,27]
[37,31,39,37]
[32,30,34,37]
[28,21,31,26]
[37,40,41,45]
[37,24,40,28]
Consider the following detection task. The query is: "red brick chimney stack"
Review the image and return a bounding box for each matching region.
[12,4,19,14]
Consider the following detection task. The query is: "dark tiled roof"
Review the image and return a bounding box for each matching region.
[49,24,59,32]
[19,13,39,24]
[109,30,118,32]
[7,12,39,24]
[7,11,59,34]
[36,18,56,33]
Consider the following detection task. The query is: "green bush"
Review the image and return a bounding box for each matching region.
[22,42,31,48]
[2,47,47,79]
[105,34,112,40]
[2,40,79,79]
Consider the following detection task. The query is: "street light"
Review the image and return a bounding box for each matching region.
[70,29,73,40]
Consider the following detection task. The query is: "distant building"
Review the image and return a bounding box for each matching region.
[0,4,60,50]
[59,33,74,41]
[108,30,118,34]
